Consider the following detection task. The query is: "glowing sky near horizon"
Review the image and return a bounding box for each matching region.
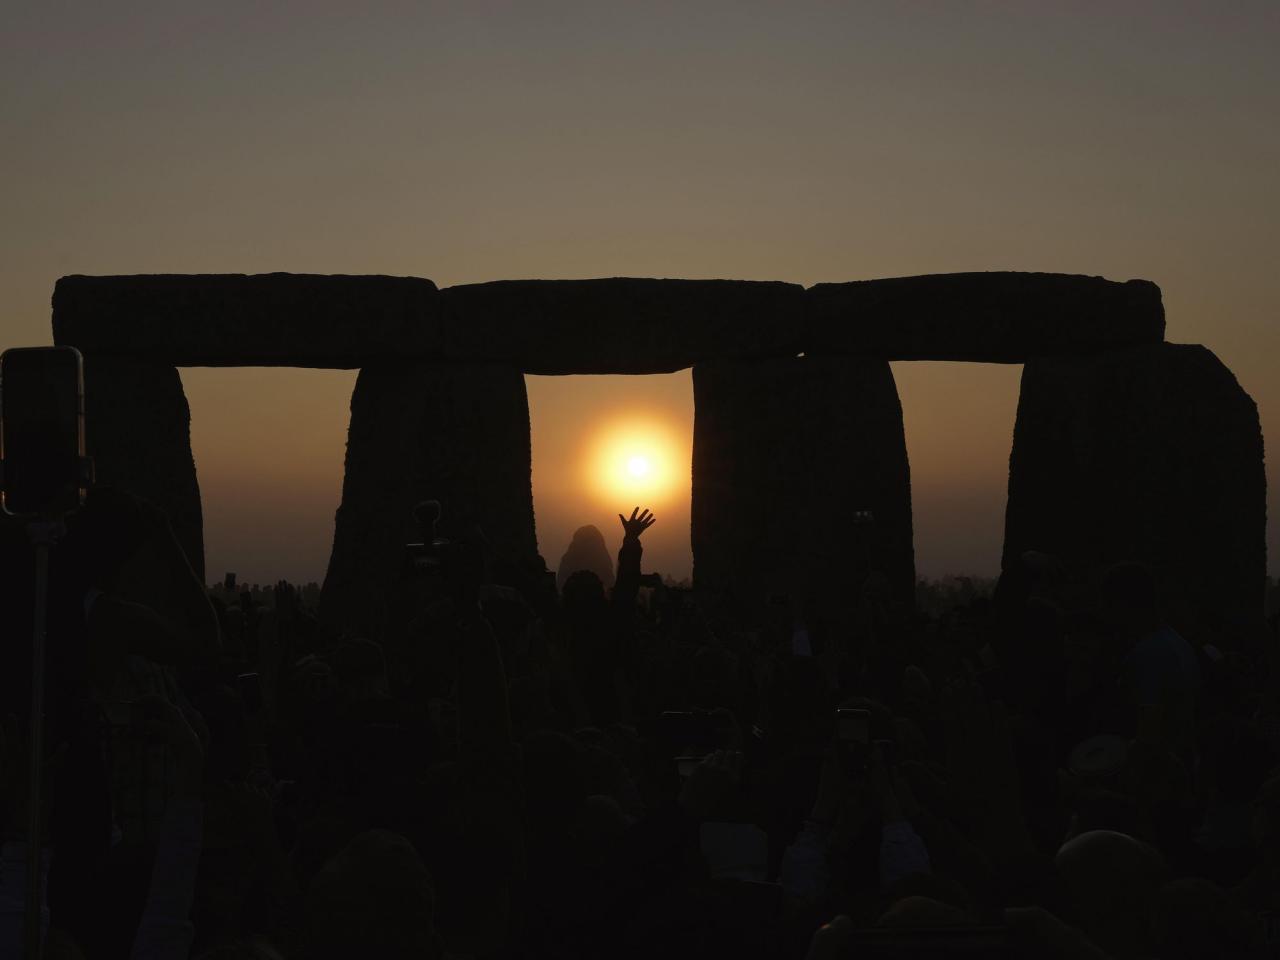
[2,2,1277,585]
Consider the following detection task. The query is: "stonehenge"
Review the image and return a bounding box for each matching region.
[319,361,536,639]
[49,270,1267,637]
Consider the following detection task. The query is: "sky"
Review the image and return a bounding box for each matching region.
[2,2,1277,586]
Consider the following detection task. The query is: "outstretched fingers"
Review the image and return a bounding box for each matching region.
[620,507,657,537]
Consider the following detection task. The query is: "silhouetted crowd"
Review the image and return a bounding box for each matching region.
[4,487,1280,959]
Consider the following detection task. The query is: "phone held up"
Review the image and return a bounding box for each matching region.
[0,346,91,519]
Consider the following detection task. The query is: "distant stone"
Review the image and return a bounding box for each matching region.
[82,358,204,579]
[1003,343,1265,638]
[805,272,1164,362]
[691,355,915,617]
[439,278,805,374]
[53,273,441,367]
[556,525,615,593]
[320,361,537,638]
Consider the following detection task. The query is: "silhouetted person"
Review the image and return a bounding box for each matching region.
[556,524,614,594]
[1100,562,1201,755]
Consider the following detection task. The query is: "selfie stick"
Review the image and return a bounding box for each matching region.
[22,521,59,958]
[23,520,62,960]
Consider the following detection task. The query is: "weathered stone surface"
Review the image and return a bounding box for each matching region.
[320,362,536,637]
[805,272,1164,363]
[54,274,441,367]
[691,356,914,618]
[440,278,805,374]
[82,358,204,579]
[557,524,615,592]
[1003,343,1266,639]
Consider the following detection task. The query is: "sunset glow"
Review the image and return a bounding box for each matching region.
[587,418,684,504]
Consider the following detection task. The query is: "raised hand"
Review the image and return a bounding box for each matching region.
[618,506,656,542]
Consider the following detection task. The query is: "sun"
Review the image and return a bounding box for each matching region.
[586,417,684,504]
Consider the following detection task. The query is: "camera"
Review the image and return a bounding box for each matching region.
[0,346,93,518]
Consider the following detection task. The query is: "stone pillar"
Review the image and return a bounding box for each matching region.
[320,362,537,638]
[691,356,915,620]
[82,357,205,579]
[1003,342,1266,640]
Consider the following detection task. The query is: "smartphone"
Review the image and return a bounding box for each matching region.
[237,672,265,714]
[851,510,875,525]
[0,346,87,517]
[837,708,871,744]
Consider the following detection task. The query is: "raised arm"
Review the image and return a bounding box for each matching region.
[612,506,655,613]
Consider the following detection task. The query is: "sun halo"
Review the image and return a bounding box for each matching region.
[587,418,683,504]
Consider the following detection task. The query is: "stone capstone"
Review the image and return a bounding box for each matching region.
[805,272,1164,363]
[53,274,442,368]
[439,278,806,374]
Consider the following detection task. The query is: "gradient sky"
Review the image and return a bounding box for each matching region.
[3,2,1276,586]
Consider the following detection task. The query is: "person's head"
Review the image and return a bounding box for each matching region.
[878,873,974,923]
[306,830,442,960]
[1150,878,1256,959]
[562,569,607,621]
[876,895,973,928]
[192,936,286,960]
[557,524,614,593]
[1055,830,1165,957]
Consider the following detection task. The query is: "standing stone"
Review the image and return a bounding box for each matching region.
[320,362,537,638]
[1003,343,1266,640]
[82,357,205,579]
[557,525,615,593]
[691,356,914,620]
